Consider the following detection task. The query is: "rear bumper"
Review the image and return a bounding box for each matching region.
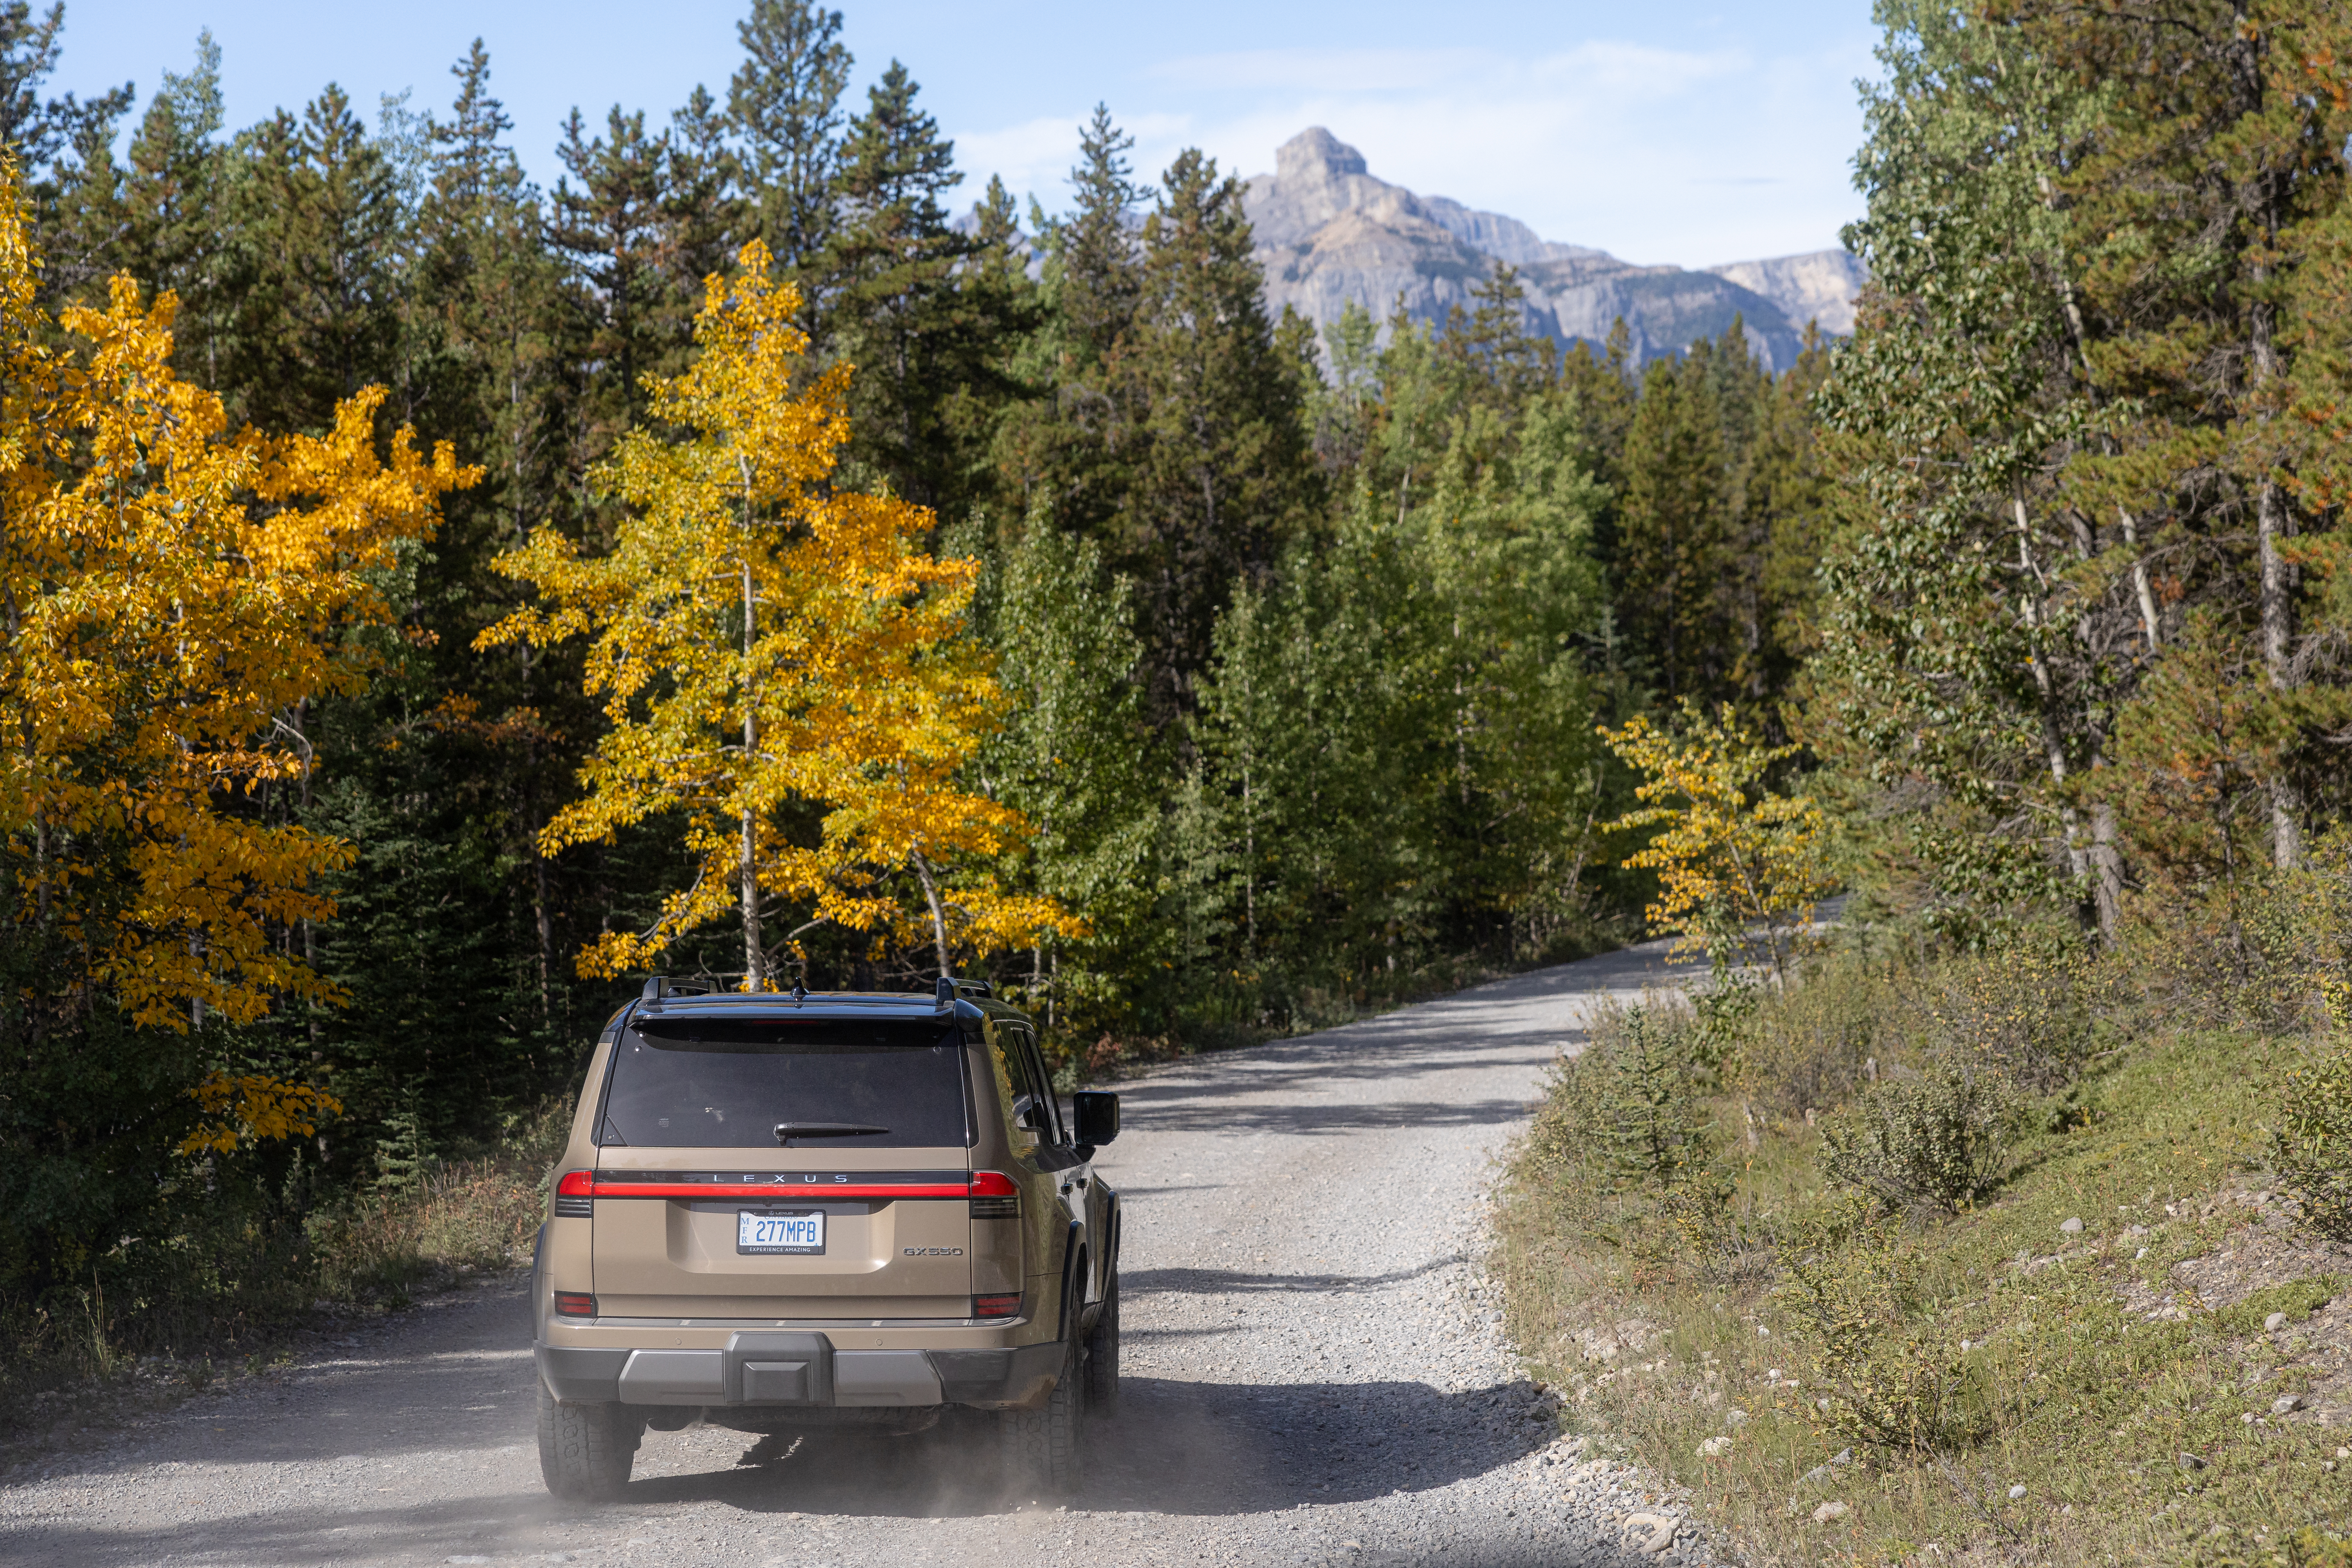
[537,1334,1062,1411]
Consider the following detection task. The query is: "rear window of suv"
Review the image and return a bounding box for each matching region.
[599,1016,971,1149]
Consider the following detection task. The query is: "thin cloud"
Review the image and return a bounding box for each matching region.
[955,33,1877,261]
[953,109,1198,213]
[1149,42,1748,99]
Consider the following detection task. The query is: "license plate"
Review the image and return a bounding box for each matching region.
[738,1210,824,1254]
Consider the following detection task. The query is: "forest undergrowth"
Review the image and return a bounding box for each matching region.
[1496,859,2352,1568]
[0,1101,569,1440]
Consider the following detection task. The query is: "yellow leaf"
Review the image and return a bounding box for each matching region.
[478,241,1078,984]
[0,156,477,1029]
[1597,699,1834,983]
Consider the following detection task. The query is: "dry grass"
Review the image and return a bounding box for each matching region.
[0,1103,566,1433]
[305,1157,551,1307]
[1495,959,2352,1567]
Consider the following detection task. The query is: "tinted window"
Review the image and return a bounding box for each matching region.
[1014,1031,1064,1144]
[601,1016,970,1149]
[988,1029,1042,1149]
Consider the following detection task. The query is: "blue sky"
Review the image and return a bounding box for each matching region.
[60,1,1880,266]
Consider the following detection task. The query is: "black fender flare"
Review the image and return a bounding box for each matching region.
[1060,1221,1087,1341]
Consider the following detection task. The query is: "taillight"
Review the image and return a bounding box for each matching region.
[972,1293,1022,1319]
[969,1169,1019,1218]
[553,1169,593,1218]
[552,1291,597,1318]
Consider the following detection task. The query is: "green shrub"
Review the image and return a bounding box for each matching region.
[1528,1003,1760,1279]
[1775,1195,1983,1454]
[1526,1038,1613,1173]
[2190,1526,2352,1568]
[1532,1001,1717,1191]
[1920,947,2100,1093]
[2214,1275,2344,1338]
[1686,973,1761,1081]
[2273,1031,2352,1241]
[1595,1006,1715,1189]
[1650,1160,1776,1283]
[1820,1060,2014,1213]
[1734,957,1894,1118]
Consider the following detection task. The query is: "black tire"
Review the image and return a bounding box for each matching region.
[1000,1331,1084,1498]
[1082,1271,1119,1416]
[536,1379,638,1500]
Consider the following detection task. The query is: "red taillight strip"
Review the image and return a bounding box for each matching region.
[590,1180,971,1199]
[585,1172,1019,1201]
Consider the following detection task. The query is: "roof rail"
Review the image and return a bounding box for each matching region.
[932,976,993,1002]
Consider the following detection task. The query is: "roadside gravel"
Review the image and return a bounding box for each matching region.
[0,940,1714,1567]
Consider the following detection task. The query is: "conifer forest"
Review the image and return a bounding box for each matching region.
[1,0,2350,1359]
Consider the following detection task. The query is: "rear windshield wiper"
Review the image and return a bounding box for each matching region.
[774,1122,890,1144]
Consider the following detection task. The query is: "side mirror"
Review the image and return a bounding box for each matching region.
[1072,1090,1120,1148]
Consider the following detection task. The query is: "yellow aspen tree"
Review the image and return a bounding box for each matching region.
[0,160,474,1041]
[1597,700,1835,983]
[479,240,1077,985]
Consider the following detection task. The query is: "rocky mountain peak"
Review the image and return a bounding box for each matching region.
[1276,127,1369,183]
[1241,129,1865,370]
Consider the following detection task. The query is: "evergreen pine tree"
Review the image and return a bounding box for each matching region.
[1113,147,1317,713]
[1058,104,1142,366]
[666,83,746,294]
[60,32,227,373]
[0,2,125,174]
[1559,318,1637,488]
[223,84,408,434]
[411,42,586,1018]
[824,61,1032,517]
[547,105,685,478]
[727,0,849,315]
[1749,328,1835,704]
[991,105,1143,542]
[1617,352,1733,702]
[11,1,133,298]
[2011,0,2352,870]
[1683,318,1779,710]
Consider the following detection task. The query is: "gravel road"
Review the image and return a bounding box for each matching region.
[2,940,1714,1568]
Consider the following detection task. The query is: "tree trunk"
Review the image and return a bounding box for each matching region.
[2257,479,2303,870]
[911,848,952,978]
[532,826,553,1016]
[2089,797,2123,947]
[2231,3,2301,873]
[2118,507,2161,653]
[2013,496,2086,883]
[740,557,764,989]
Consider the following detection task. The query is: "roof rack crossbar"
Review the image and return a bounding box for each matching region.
[639,975,713,1000]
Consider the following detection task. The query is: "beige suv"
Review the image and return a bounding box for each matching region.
[530,978,1121,1499]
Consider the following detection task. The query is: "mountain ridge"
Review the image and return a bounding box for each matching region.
[1242,127,1865,370]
